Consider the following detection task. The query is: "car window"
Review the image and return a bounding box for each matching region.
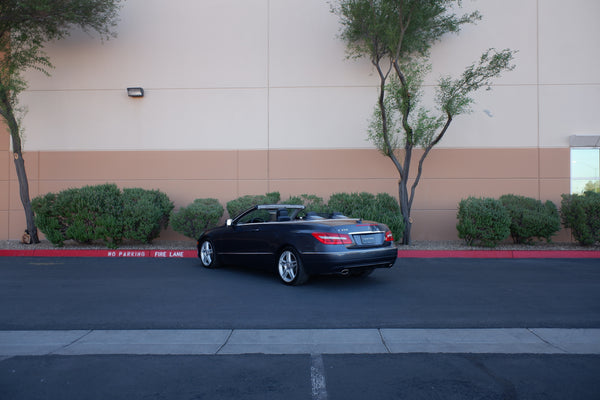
[238,209,272,224]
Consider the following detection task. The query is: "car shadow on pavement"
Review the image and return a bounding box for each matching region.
[206,262,389,289]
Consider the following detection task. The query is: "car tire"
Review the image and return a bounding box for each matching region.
[199,239,220,269]
[277,247,308,286]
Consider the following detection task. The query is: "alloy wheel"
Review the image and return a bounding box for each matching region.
[200,241,214,267]
[278,249,298,283]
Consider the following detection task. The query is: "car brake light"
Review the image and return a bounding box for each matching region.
[385,231,394,242]
[312,232,352,245]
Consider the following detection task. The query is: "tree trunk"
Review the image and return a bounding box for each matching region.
[398,178,412,245]
[1,83,40,244]
[12,150,39,243]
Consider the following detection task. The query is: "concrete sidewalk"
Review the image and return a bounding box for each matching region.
[1,328,599,357]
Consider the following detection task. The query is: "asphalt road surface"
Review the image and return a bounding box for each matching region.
[0,256,599,330]
[1,353,599,400]
[1,256,600,399]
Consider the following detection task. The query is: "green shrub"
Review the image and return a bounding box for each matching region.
[282,194,328,213]
[32,192,67,246]
[122,188,174,244]
[328,192,375,217]
[32,184,173,248]
[560,191,600,246]
[71,184,123,246]
[370,193,405,242]
[171,198,224,239]
[457,196,511,247]
[327,192,404,241]
[499,194,561,244]
[32,183,123,248]
[226,191,280,218]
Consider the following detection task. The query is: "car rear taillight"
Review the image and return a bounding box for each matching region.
[312,232,352,245]
[385,231,394,242]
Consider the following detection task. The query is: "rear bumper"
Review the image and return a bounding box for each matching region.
[300,246,397,275]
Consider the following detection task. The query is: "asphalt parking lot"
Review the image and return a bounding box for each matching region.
[1,256,599,399]
[1,256,599,330]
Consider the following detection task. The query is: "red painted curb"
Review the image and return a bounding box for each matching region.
[399,250,513,258]
[0,249,197,258]
[1,249,599,258]
[511,250,600,259]
[398,250,600,258]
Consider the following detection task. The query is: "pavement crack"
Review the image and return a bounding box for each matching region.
[527,328,569,353]
[378,329,391,353]
[48,330,93,355]
[215,329,234,354]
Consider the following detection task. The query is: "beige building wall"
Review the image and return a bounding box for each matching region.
[2,0,599,241]
[2,147,571,241]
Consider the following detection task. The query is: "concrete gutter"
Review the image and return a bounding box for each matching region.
[1,328,599,356]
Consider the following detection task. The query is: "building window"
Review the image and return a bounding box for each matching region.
[571,147,600,194]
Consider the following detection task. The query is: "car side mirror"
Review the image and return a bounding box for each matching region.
[226,219,233,227]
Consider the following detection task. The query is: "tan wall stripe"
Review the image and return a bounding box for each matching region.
[2,148,571,242]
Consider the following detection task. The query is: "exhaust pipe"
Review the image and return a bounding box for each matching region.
[340,269,350,276]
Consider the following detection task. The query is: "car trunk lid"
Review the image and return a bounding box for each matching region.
[334,221,390,247]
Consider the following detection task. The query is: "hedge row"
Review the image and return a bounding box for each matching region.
[457,195,561,247]
[36,185,596,248]
[32,184,174,248]
[171,191,405,241]
[456,193,600,247]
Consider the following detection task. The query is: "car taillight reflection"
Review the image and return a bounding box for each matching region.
[312,232,353,245]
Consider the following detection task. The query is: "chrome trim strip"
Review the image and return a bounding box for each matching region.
[303,247,395,256]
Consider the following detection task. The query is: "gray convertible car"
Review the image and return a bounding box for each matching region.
[197,204,397,285]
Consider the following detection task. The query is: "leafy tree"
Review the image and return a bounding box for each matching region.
[583,181,600,194]
[0,0,122,243]
[332,0,516,244]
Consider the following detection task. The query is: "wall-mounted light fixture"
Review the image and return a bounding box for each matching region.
[127,87,144,97]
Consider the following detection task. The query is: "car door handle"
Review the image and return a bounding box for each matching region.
[251,228,260,232]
